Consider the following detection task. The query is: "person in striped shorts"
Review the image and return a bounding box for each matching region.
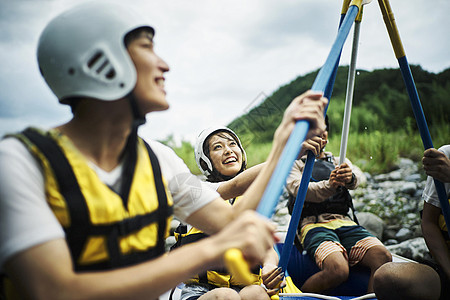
[285,116,391,294]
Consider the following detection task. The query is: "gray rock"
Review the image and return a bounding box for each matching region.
[387,170,403,181]
[356,212,384,240]
[405,174,422,182]
[395,227,414,242]
[386,237,429,261]
[384,239,398,246]
[401,182,417,195]
[383,228,398,240]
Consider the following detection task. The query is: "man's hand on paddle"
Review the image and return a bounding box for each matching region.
[274,90,328,149]
[212,211,279,268]
[423,148,450,183]
[298,136,327,158]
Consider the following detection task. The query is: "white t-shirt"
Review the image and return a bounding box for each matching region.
[422,144,450,208]
[0,136,219,270]
[204,181,221,192]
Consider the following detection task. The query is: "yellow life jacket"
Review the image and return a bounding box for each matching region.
[173,197,261,288]
[9,128,174,270]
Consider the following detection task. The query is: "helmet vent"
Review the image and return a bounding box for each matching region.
[86,51,116,80]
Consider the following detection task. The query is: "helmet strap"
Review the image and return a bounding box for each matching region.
[128,92,146,127]
[117,93,146,200]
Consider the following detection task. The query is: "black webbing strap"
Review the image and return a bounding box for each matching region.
[22,128,90,268]
[198,272,209,285]
[105,140,172,268]
[118,130,138,208]
[143,141,170,258]
[176,231,208,246]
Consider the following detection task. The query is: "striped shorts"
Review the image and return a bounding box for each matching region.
[302,225,384,269]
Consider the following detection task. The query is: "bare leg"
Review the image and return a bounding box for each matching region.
[301,252,349,293]
[357,245,392,292]
[373,262,440,300]
[239,285,269,300]
[198,287,240,300]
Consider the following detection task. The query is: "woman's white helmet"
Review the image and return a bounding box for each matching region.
[37,1,153,103]
[195,126,247,177]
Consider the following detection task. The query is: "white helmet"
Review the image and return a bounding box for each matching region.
[37,1,153,103]
[195,126,247,177]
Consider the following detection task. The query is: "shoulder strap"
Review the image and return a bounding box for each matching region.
[21,128,90,264]
[143,140,170,256]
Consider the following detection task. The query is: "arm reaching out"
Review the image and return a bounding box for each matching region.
[216,163,266,200]
[190,90,327,233]
[5,211,276,300]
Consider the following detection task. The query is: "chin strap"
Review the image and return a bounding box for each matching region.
[118,94,147,207]
[128,93,146,128]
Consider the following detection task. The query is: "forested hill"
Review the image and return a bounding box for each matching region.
[228,65,450,142]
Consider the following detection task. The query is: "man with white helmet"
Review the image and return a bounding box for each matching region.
[0,2,327,299]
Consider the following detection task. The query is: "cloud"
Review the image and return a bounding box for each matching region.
[0,0,449,142]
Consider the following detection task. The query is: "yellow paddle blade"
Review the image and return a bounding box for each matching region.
[224,248,254,285]
[281,275,302,293]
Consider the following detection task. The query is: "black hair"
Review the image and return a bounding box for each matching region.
[124,27,155,48]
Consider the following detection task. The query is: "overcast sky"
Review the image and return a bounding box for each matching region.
[1,0,449,144]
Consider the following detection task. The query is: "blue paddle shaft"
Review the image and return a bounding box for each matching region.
[279,151,315,269]
[278,6,359,273]
[257,121,310,217]
[257,5,359,219]
[397,56,450,237]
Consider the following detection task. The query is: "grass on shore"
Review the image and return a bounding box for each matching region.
[169,123,449,176]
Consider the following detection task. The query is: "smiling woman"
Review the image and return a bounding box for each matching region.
[169,126,285,300]
[207,132,243,178]
[195,126,247,182]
